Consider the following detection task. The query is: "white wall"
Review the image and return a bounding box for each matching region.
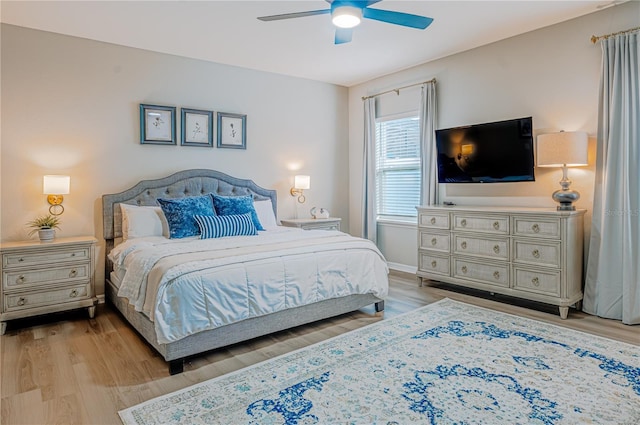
[0,24,349,294]
[348,2,639,270]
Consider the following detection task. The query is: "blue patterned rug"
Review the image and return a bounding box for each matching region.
[119,299,640,424]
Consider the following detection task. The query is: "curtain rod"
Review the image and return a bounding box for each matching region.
[591,26,639,43]
[361,78,436,101]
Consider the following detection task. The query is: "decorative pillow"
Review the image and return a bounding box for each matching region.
[194,213,257,239]
[157,195,216,239]
[211,195,264,231]
[120,204,168,240]
[253,199,278,229]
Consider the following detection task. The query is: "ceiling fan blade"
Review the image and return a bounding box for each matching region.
[362,8,433,29]
[335,28,353,44]
[257,9,330,22]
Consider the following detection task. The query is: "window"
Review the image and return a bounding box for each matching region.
[375,114,421,218]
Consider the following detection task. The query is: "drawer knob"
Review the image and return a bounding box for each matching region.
[18,258,24,262]
[493,221,500,230]
[16,275,25,284]
[461,266,468,274]
[431,238,437,246]
[532,249,540,259]
[69,269,78,277]
[460,219,467,227]
[493,271,500,280]
[70,289,78,298]
[532,277,540,286]
[461,241,467,249]
[430,217,436,225]
[71,253,76,257]
[431,260,437,268]
[493,245,500,254]
[532,224,540,233]
[17,297,26,306]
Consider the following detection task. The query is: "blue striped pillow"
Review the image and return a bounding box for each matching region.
[194,213,257,239]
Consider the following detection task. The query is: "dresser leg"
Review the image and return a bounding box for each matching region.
[559,306,569,319]
[418,276,423,287]
[88,306,96,319]
[1,322,6,335]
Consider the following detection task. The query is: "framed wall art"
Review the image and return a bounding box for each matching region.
[217,112,246,149]
[140,104,176,145]
[181,108,213,147]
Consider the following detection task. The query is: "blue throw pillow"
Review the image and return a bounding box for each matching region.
[157,195,216,239]
[194,213,257,239]
[211,195,264,231]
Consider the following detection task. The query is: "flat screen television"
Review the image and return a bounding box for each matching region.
[435,117,535,183]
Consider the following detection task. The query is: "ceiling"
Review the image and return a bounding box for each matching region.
[0,1,616,86]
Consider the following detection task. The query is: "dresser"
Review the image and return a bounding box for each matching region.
[1,236,97,334]
[280,217,342,231]
[416,206,585,319]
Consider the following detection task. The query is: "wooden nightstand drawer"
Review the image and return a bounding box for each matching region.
[280,218,341,231]
[452,214,509,234]
[2,247,90,268]
[4,263,90,289]
[513,267,561,297]
[513,240,561,268]
[4,283,90,312]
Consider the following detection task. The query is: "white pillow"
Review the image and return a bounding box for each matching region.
[120,204,168,240]
[253,199,278,229]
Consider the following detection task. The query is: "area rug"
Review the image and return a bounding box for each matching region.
[119,298,640,424]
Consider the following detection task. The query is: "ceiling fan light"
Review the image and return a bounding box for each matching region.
[332,6,362,29]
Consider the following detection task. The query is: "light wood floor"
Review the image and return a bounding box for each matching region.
[1,271,638,424]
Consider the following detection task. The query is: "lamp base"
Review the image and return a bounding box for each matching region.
[552,189,580,211]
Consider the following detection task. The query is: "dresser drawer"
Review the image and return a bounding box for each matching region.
[4,283,90,312]
[418,252,450,276]
[513,240,561,268]
[2,247,90,268]
[452,214,509,235]
[453,234,509,260]
[512,217,561,239]
[3,263,90,289]
[513,267,561,297]
[418,212,450,229]
[419,231,450,253]
[452,258,509,287]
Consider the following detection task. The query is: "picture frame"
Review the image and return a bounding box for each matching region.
[217,112,247,149]
[140,104,176,145]
[181,108,214,147]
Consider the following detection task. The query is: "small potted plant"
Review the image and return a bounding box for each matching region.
[27,214,61,242]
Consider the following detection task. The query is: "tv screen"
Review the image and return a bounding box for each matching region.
[435,117,535,183]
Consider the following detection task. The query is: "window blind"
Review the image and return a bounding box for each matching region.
[375,115,421,218]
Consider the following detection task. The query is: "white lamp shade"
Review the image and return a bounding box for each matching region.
[536,131,588,167]
[294,175,310,190]
[43,175,70,194]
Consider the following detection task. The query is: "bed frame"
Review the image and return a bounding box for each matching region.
[102,169,384,374]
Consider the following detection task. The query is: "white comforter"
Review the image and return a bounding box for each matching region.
[109,227,388,344]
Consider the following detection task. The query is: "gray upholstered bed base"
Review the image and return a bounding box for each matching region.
[102,169,384,374]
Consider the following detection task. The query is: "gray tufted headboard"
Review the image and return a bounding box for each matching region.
[102,169,277,251]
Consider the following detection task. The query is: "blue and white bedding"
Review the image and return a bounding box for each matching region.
[109,227,388,344]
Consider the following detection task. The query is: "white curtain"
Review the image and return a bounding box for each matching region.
[583,31,640,325]
[362,97,377,242]
[419,82,439,206]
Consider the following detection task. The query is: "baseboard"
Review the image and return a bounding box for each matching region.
[387,262,417,275]
[97,294,106,304]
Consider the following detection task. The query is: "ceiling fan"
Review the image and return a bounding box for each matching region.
[257,0,433,45]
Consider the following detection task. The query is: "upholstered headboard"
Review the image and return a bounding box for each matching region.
[102,169,277,246]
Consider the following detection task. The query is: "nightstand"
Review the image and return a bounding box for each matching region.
[280,217,342,231]
[0,236,97,335]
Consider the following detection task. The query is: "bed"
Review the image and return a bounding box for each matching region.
[102,169,388,374]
